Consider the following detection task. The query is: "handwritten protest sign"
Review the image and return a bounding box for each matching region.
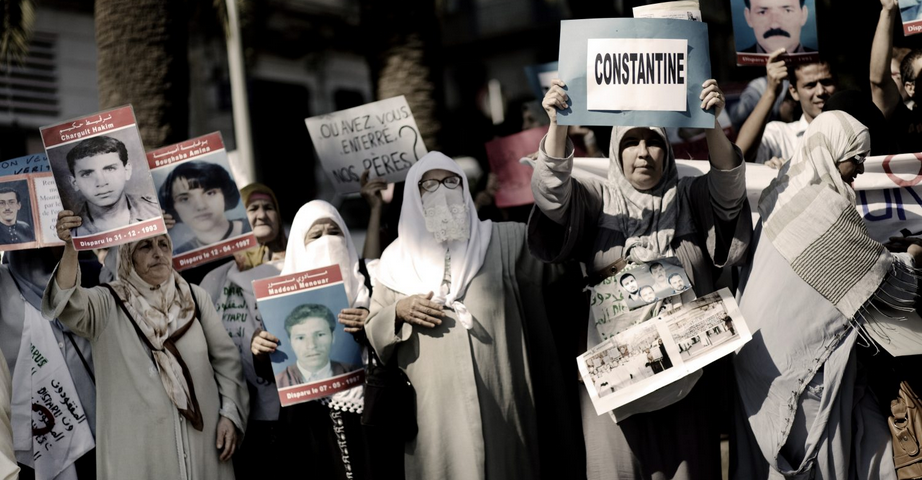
[253,265,364,407]
[579,288,751,415]
[557,18,713,129]
[0,155,64,251]
[305,96,428,195]
[148,132,258,271]
[729,0,820,66]
[524,61,559,100]
[40,106,166,251]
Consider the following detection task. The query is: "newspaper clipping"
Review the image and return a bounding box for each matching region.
[579,288,751,415]
[0,154,64,251]
[253,265,365,407]
[40,106,166,251]
[148,132,258,271]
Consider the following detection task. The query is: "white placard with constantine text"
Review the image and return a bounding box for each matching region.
[586,38,688,112]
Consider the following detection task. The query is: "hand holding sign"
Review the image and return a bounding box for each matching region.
[542,79,569,124]
[765,49,789,92]
[699,79,725,119]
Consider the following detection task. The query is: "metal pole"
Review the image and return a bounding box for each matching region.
[225,0,255,183]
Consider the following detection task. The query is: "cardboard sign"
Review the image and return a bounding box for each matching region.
[305,96,428,195]
[253,265,364,407]
[556,18,713,129]
[524,61,560,100]
[633,1,702,21]
[40,106,166,251]
[148,132,258,271]
[0,154,64,251]
[485,127,549,208]
[586,38,688,112]
[730,0,820,66]
[578,288,751,415]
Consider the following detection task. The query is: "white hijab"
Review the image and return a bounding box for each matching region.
[376,151,493,329]
[282,200,370,309]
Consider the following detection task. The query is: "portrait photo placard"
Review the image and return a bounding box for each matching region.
[730,0,820,66]
[0,154,64,251]
[253,265,365,407]
[148,132,257,271]
[578,288,751,415]
[305,95,428,195]
[40,106,166,251]
[615,257,691,311]
[556,18,714,129]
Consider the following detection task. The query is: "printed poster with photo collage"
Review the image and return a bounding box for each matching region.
[40,106,167,251]
[579,288,752,415]
[0,154,64,251]
[148,132,257,271]
[253,265,364,407]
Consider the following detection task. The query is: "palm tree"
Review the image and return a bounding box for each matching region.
[94,0,190,149]
[361,0,443,150]
[0,0,34,64]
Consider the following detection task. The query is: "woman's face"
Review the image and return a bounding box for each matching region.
[303,217,343,246]
[837,158,865,184]
[418,168,461,196]
[171,177,228,233]
[619,129,667,191]
[247,198,279,244]
[132,235,173,285]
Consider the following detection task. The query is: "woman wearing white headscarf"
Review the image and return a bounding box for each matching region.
[43,210,248,480]
[733,111,921,479]
[529,79,751,479]
[249,194,389,480]
[366,151,581,480]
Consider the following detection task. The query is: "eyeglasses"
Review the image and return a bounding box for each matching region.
[418,175,462,192]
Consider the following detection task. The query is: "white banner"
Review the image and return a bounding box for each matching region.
[586,38,688,112]
[572,155,922,242]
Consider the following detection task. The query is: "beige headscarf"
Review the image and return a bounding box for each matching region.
[759,110,887,318]
[235,183,288,271]
[110,235,202,430]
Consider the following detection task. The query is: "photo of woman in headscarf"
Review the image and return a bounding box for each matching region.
[159,161,250,254]
[44,211,249,480]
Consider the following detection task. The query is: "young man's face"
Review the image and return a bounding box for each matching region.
[620,275,639,294]
[71,152,131,208]
[790,63,836,121]
[744,0,808,53]
[669,275,686,291]
[907,57,922,101]
[290,317,334,373]
[171,178,226,233]
[0,192,20,226]
[640,287,657,303]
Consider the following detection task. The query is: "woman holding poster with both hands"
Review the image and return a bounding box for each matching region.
[528,78,751,479]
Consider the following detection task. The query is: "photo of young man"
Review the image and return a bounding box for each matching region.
[65,135,160,236]
[275,303,357,388]
[0,184,34,245]
[741,0,816,54]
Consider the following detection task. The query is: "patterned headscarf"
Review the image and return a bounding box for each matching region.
[110,235,202,430]
[759,111,887,318]
[603,126,694,262]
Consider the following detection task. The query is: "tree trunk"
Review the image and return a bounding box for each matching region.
[95,0,189,149]
[361,0,443,150]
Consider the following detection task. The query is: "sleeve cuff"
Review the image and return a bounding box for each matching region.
[42,264,81,320]
[219,396,244,432]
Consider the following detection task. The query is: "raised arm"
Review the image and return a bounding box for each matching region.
[735,50,788,162]
[871,0,903,119]
[43,210,112,340]
[701,79,743,171]
[360,169,385,260]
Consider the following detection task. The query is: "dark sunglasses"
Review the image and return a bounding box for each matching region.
[418,175,462,192]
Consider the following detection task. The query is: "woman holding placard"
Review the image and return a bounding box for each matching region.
[529,78,751,478]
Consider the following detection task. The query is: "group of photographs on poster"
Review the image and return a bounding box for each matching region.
[578,288,752,415]
[0,154,63,251]
[616,257,691,311]
[253,265,365,407]
[148,132,257,271]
